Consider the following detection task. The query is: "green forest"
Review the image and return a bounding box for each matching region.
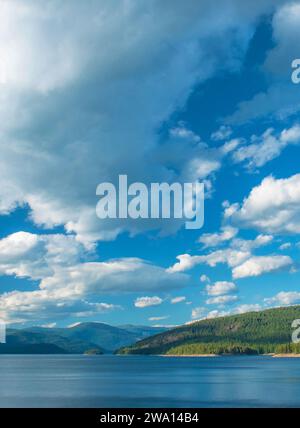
[118,306,300,355]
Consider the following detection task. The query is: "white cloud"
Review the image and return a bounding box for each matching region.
[225,174,300,234]
[0,231,39,259]
[168,249,250,273]
[0,0,288,245]
[0,232,188,290]
[232,255,292,279]
[0,1,296,324]
[0,231,84,279]
[211,125,232,141]
[190,303,262,322]
[169,230,285,281]
[279,242,291,250]
[189,308,231,321]
[40,259,187,295]
[220,138,243,155]
[171,296,186,304]
[265,291,300,306]
[0,231,188,323]
[206,295,238,305]
[134,296,163,308]
[191,306,206,320]
[200,274,210,283]
[206,281,237,296]
[205,309,230,319]
[234,304,261,314]
[167,254,197,273]
[229,234,273,253]
[206,303,261,318]
[232,125,300,170]
[0,289,119,324]
[198,226,238,248]
[169,230,273,272]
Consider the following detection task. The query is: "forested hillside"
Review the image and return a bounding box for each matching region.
[118,306,300,355]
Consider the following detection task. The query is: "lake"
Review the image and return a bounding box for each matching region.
[0,355,300,407]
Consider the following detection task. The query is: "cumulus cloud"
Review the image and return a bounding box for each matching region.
[169,229,285,280]
[40,259,187,295]
[206,281,237,296]
[0,0,295,324]
[0,0,288,245]
[232,255,292,279]
[1,253,184,322]
[265,291,300,305]
[225,174,300,234]
[0,231,188,323]
[168,249,251,273]
[168,233,272,273]
[0,231,39,259]
[134,296,163,308]
[206,295,238,305]
[0,231,84,279]
[0,289,119,325]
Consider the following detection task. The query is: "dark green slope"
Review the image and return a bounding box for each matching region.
[118,306,300,355]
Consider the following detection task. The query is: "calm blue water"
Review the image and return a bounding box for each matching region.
[0,355,300,407]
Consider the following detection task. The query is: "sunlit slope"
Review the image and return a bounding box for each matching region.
[118,306,300,355]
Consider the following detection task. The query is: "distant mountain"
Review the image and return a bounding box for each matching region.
[4,327,103,354]
[118,306,300,355]
[1,323,168,354]
[117,324,167,340]
[58,322,166,351]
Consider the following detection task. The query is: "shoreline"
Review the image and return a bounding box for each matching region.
[159,353,300,358]
[272,353,300,358]
[160,354,218,358]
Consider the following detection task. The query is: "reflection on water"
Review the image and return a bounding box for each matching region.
[0,355,299,407]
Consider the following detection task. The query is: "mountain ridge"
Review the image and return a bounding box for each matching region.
[118,306,300,355]
[0,322,167,354]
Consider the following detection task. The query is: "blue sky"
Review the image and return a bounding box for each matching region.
[0,0,300,328]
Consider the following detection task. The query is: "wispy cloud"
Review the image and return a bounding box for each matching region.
[134,296,163,308]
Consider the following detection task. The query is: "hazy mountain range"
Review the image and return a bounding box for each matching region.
[0,323,167,354]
